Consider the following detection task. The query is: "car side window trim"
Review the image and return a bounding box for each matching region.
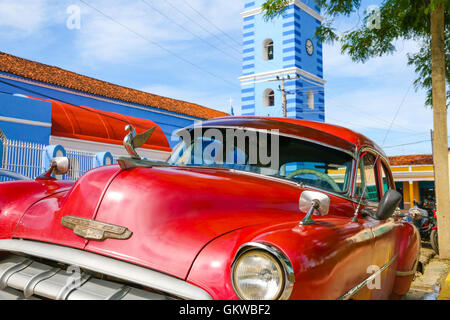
[352,147,388,205]
[379,160,395,196]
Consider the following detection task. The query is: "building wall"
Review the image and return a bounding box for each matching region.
[0,93,51,144]
[392,159,450,209]
[240,0,325,121]
[0,73,202,148]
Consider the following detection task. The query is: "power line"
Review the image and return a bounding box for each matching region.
[165,0,291,77]
[77,0,239,89]
[182,0,242,47]
[330,100,428,135]
[383,140,432,149]
[140,0,241,62]
[381,83,413,146]
[383,136,450,149]
[252,85,428,136]
[164,0,242,55]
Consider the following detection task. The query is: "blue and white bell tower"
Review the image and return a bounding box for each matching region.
[239,0,325,121]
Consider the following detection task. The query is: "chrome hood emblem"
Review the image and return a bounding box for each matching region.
[61,216,133,241]
[123,125,156,160]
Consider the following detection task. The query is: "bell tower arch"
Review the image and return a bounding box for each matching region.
[239,0,325,121]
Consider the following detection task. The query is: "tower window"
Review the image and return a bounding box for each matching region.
[264,89,275,107]
[263,39,274,61]
[307,90,315,110]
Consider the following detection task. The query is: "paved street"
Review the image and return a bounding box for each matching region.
[405,245,450,300]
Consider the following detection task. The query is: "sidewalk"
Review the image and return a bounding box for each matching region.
[404,247,450,300]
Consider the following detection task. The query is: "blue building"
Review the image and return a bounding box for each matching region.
[0,52,228,153]
[0,52,229,178]
[239,0,325,121]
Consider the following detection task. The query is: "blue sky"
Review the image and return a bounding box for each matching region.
[0,0,447,156]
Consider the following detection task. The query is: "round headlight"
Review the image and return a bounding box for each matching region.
[232,250,284,300]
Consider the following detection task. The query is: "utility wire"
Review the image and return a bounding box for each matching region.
[383,140,432,149]
[164,0,242,55]
[140,0,241,62]
[331,100,428,135]
[167,0,291,76]
[381,83,413,146]
[182,0,242,47]
[77,0,239,89]
[383,136,450,149]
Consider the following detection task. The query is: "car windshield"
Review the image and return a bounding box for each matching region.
[168,128,354,194]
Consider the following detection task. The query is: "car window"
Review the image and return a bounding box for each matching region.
[169,128,354,194]
[282,161,350,193]
[355,152,379,202]
[380,162,392,195]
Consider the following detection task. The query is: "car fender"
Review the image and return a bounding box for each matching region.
[187,216,375,300]
[390,221,421,297]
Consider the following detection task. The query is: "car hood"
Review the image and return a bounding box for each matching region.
[13,165,336,279]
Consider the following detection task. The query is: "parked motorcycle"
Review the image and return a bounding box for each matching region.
[407,201,436,242]
[430,209,439,254]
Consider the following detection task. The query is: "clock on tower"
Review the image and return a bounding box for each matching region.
[239,0,325,122]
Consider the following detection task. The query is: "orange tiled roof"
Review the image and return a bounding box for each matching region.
[0,52,229,120]
[389,154,434,166]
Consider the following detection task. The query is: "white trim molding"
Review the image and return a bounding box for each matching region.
[394,178,435,183]
[239,66,326,87]
[241,0,324,22]
[50,136,171,162]
[0,115,51,128]
[393,178,435,183]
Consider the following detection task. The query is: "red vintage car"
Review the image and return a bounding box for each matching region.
[0,117,420,300]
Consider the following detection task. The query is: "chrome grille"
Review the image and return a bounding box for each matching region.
[0,240,212,300]
[0,254,173,300]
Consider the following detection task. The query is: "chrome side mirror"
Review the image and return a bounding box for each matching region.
[299,191,330,225]
[36,157,70,180]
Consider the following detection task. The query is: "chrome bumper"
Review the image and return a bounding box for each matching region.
[0,240,212,300]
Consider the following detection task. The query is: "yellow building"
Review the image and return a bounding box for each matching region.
[389,149,450,209]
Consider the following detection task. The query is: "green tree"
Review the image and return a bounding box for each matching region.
[263,0,450,259]
[263,0,448,107]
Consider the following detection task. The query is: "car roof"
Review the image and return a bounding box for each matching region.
[194,117,385,159]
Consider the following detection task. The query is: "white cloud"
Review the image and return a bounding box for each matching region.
[0,0,243,63]
[0,0,49,35]
[74,0,243,63]
[326,84,432,133]
[323,76,448,156]
[167,0,242,35]
[1,0,441,157]
[324,40,421,79]
[321,34,438,156]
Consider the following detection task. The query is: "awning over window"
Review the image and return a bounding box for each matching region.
[36,98,171,152]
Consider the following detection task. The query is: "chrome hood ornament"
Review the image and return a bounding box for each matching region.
[123,125,156,160]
